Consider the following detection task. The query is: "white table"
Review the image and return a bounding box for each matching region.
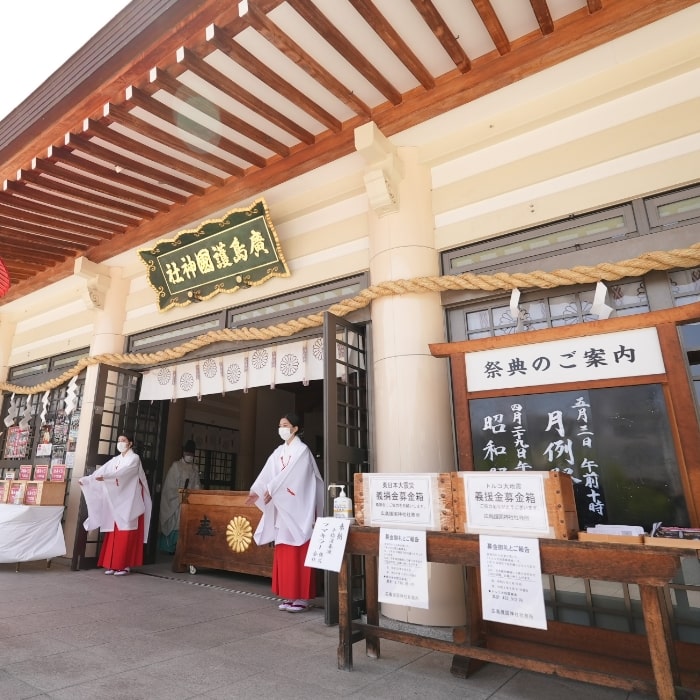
[0,505,66,569]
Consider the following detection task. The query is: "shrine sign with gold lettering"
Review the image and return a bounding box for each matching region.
[139,198,290,311]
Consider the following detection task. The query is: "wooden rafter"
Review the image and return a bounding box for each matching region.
[348,0,435,89]
[82,118,224,188]
[103,101,245,178]
[176,45,319,142]
[241,1,372,120]
[529,0,554,35]
[65,131,206,197]
[410,0,471,73]
[286,0,403,103]
[0,0,693,301]
[124,85,267,168]
[472,0,511,55]
[148,67,290,158]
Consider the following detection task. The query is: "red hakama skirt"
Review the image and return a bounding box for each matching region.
[272,540,316,600]
[98,515,145,571]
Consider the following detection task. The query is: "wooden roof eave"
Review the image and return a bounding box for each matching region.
[0,0,238,184]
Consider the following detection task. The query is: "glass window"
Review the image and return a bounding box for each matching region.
[443,206,636,275]
[669,267,700,307]
[456,282,649,341]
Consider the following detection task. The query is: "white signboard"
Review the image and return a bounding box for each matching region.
[464,472,550,536]
[304,517,351,572]
[465,327,665,391]
[480,534,547,630]
[367,474,434,528]
[378,528,429,609]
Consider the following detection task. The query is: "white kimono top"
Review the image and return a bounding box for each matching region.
[159,457,201,536]
[250,437,324,547]
[79,450,152,542]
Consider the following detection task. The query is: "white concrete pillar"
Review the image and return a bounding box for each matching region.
[357,123,466,626]
[65,266,129,553]
[0,315,16,384]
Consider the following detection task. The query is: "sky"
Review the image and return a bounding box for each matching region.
[0,0,132,120]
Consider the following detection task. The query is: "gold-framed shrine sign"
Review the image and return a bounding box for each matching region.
[139,198,290,311]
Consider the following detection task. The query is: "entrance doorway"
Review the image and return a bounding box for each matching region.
[73,315,370,624]
[163,381,324,501]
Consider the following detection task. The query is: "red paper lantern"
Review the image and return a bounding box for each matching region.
[0,257,10,297]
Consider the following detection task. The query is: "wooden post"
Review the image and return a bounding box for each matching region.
[337,552,353,669]
[365,553,380,659]
[639,585,682,700]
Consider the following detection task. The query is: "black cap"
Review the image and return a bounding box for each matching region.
[184,439,196,453]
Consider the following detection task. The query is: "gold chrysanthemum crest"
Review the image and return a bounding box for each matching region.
[226,516,253,553]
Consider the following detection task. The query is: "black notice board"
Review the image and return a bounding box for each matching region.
[468,384,689,532]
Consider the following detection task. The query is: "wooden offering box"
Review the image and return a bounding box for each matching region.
[451,470,578,539]
[23,481,67,505]
[644,535,700,550]
[173,490,273,577]
[578,532,645,545]
[353,472,455,532]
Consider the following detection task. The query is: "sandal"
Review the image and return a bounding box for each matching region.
[286,602,310,613]
[277,600,293,611]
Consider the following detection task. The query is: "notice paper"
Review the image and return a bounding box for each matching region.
[304,517,351,572]
[479,534,547,630]
[378,528,429,609]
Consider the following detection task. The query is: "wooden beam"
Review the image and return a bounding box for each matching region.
[348,0,435,89]
[49,145,188,205]
[82,118,224,187]
[181,41,316,143]
[125,85,268,168]
[148,66,290,158]
[530,0,554,35]
[103,101,245,178]
[0,190,126,234]
[472,0,511,55]
[16,168,156,220]
[0,0,242,183]
[241,1,371,120]
[66,131,207,197]
[3,179,140,227]
[287,0,404,102]
[410,0,471,73]
[37,152,170,212]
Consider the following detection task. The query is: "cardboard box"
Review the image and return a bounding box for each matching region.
[23,480,66,506]
[578,532,644,545]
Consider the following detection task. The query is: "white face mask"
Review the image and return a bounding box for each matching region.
[183,455,194,463]
[117,442,129,453]
[278,427,292,442]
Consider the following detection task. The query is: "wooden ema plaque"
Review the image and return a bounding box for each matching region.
[353,472,455,532]
[451,470,578,540]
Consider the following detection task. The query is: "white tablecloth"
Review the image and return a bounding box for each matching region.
[0,505,66,563]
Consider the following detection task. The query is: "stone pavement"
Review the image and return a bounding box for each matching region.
[0,557,657,699]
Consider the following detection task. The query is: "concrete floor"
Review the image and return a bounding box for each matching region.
[0,557,660,699]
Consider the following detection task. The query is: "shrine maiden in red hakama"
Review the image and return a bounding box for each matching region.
[79,434,152,576]
[247,414,324,612]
